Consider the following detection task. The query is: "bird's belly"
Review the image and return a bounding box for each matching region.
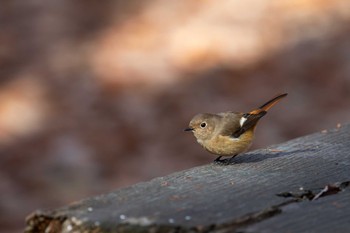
[200,131,254,156]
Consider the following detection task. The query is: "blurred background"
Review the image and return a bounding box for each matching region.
[1,0,350,232]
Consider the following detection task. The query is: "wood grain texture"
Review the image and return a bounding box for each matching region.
[241,189,350,233]
[25,125,350,233]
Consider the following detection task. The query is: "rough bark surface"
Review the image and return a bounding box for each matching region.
[25,125,350,233]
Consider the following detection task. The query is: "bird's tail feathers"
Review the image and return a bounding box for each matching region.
[258,93,287,111]
[235,93,287,137]
[248,93,287,115]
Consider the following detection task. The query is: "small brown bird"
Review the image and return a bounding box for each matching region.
[185,93,287,164]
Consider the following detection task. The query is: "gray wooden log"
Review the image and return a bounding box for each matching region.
[25,124,350,233]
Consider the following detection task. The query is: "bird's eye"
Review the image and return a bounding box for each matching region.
[200,122,207,128]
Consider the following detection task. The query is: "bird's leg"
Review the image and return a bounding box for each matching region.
[214,156,229,164]
[214,156,224,163]
[214,154,238,165]
[227,154,238,164]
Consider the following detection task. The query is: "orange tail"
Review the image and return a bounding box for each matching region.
[250,93,287,114]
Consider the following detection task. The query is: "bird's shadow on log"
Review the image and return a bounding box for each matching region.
[232,148,316,164]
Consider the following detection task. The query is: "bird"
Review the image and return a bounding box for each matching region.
[184,93,287,164]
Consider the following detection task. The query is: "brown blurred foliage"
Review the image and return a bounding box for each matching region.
[1,0,350,232]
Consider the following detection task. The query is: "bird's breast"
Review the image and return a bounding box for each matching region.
[200,130,254,156]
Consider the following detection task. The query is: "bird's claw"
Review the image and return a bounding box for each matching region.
[213,155,236,165]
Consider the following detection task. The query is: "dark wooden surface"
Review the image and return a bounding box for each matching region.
[25,125,350,233]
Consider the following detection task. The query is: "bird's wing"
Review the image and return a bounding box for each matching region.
[219,111,266,138]
[217,93,286,138]
[217,112,243,137]
[232,111,266,137]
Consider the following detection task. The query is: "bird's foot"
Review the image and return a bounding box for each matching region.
[227,155,237,164]
[214,156,227,164]
[213,155,237,165]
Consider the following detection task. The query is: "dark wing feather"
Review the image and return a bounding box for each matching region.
[232,111,266,138]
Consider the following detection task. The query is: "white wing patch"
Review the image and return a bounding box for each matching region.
[230,137,240,141]
[239,116,247,127]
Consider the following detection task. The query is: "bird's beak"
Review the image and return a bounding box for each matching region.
[184,127,194,132]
